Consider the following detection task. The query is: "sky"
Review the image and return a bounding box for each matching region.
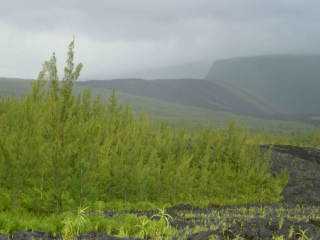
[1,0,320,79]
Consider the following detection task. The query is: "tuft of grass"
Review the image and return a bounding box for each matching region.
[62,207,88,240]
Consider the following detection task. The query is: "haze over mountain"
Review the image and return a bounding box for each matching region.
[2,54,320,129]
[4,76,310,132]
[78,54,320,120]
[78,78,272,117]
[206,54,320,116]
[126,61,211,80]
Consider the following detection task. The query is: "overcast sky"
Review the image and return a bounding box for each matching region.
[1,0,320,79]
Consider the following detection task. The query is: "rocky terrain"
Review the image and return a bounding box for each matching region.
[264,144,320,206]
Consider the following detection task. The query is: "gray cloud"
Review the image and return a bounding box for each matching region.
[0,0,320,79]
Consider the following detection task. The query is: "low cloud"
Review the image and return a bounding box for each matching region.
[1,0,320,79]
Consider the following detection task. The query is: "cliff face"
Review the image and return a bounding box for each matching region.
[207,55,320,116]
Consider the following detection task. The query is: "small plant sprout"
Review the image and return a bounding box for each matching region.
[62,206,89,240]
[136,217,151,238]
[272,235,285,240]
[151,208,173,227]
[297,229,311,240]
[288,225,295,239]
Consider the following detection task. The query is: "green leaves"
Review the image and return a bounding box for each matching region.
[62,207,88,240]
[0,40,286,214]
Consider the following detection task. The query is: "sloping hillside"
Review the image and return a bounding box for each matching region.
[206,55,320,116]
[0,77,313,132]
[0,78,31,96]
[78,78,272,117]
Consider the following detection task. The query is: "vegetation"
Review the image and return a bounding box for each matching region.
[1,77,315,133]
[173,205,320,239]
[0,41,287,214]
[0,209,176,239]
[0,41,302,238]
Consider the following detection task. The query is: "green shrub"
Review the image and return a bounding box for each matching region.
[0,41,287,213]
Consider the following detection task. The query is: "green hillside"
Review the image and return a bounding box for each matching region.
[0,78,314,133]
[206,55,320,116]
[0,78,31,96]
[78,79,273,117]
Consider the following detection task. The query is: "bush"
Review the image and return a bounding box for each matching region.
[0,40,287,213]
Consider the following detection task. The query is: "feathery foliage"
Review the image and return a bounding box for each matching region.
[0,41,287,214]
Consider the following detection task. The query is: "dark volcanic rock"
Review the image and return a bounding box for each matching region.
[2,232,141,240]
[261,144,320,205]
[187,230,214,240]
[78,233,139,240]
[11,232,57,240]
[221,218,320,240]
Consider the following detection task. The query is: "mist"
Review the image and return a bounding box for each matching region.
[1,0,320,79]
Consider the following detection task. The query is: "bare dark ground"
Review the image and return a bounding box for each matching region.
[262,144,320,205]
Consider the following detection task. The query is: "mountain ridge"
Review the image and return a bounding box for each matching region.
[206,54,320,116]
[78,78,272,117]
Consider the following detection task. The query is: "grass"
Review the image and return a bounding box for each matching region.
[0,208,176,239]
[0,204,319,239]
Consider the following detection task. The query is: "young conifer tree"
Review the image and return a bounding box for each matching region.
[33,39,84,211]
